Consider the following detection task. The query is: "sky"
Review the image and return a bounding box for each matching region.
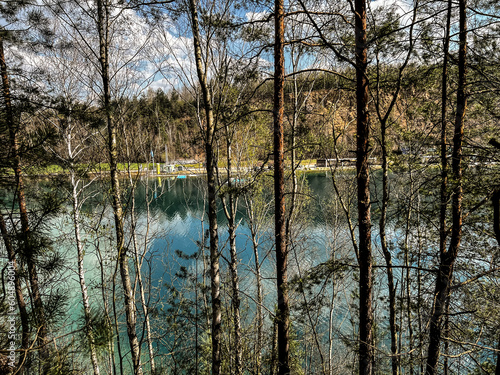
[1,0,480,100]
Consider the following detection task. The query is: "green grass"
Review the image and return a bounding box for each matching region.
[4,160,319,177]
[27,165,66,175]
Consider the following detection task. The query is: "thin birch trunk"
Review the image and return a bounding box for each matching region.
[221,140,242,375]
[491,185,500,374]
[95,1,142,373]
[131,195,156,374]
[244,195,264,375]
[125,129,156,374]
[94,233,116,375]
[71,173,101,375]
[270,318,278,375]
[252,230,263,375]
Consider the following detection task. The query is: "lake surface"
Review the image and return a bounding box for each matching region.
[128,172,342,298]
[4,170,414,373]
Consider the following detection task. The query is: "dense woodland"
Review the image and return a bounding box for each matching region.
[0,0,499,374]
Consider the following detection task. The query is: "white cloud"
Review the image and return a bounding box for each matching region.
[370,0,412,14]
[245,11,270,22]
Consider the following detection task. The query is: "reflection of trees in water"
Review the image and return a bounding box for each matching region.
[25,174,334,224]
[8,169,500,374]
[137,177,206,220]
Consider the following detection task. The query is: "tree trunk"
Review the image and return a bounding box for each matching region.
[403,196,414,374]
[0,34,49,366]
[252,231,263,375]
[93,230,117,375]
[95,1,142,373]
[440,0,452,278]
[440,2,452,374]
[125,130,156,374]
[492,190,500,375]
[221,140,243,375]
[379,121,398,375]
[354,0,373,372]
[274,0,290,372]
[71,173,101,375]
[132,189,156,374]
[271,317,279,375]
[186,0,221,373]
[373,4,417,369]
[0,215,30,374]
[244,195,264,375]
[227,195,242,375]
[425,0,467,372]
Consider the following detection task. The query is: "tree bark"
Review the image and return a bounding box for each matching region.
[131,182,156,375]
[379,126,398,375]
[373,3,417,371]
[0,215,30,374]
[274,0,290,372]
[0,33,49,366]
[440,2,452,374]
[95,1,142,373]
[221,140,243,375]
[244,194,264,375]
[252,229,263,375]
[492,190,500,375]
[271,317,279,375]
[124,128,156,374]
[354,0,373,372]
[71,173,101,375]
[440,0,452,277]
[186,0,222,373]
[425,0,467,372]
[97,241,118,375]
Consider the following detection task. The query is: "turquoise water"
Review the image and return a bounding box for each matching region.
[4,169,496,373]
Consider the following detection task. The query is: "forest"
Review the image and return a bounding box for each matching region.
[0,0,499,374]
